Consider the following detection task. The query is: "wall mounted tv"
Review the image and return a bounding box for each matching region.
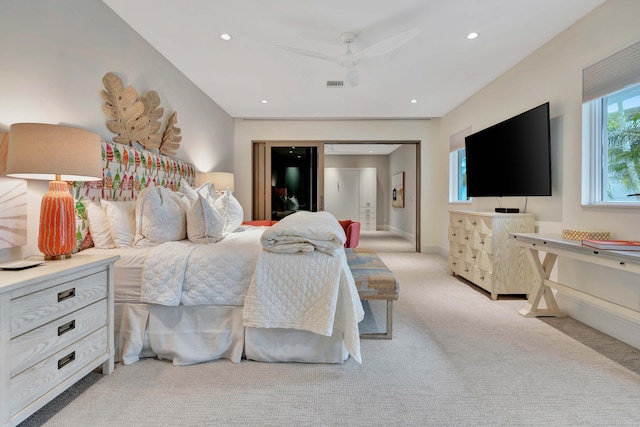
[465,102,551,201]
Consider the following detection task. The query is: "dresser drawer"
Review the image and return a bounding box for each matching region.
[11,299,108,377]
[11,270,108,338]
[11,327,108,415]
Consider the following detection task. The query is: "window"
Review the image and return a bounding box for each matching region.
[583,40,640,206]
[449,127,471,203]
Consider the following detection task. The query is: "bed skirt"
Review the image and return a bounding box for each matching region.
[115,302,348,365]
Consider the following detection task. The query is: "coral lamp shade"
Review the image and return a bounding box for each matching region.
[7,123,102,259]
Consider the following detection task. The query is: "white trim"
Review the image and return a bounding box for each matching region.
[556,292,640,350]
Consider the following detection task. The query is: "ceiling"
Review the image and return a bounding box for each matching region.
[101,0,604,120]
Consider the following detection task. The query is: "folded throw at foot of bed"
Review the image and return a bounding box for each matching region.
[260,211,346,256]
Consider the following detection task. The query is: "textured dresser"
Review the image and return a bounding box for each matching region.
[0,254,119,427]
[448,210,535,299]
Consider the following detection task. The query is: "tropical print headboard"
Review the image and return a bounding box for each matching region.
[72,139,196,251]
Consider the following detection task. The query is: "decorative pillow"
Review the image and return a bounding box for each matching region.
[214,189,244,234]
[180,179,218,205]
[179,177,198,203]
[85,200,115,249]
[134,186,189,246]
[187,193,225,243]
[101,200,137,248]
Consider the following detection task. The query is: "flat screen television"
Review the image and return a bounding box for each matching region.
[464,102,551,199]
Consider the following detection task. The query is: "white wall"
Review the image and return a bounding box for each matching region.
[0,0,234,261]
[389,144,417,241]
[233,119,442,253]
[440,0,640,348]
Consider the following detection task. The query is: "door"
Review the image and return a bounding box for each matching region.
[252,141,324,221]
[324,168,360,221]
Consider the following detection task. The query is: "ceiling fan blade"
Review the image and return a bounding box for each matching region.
[345,67,360,87]
[276,45,336,62]
[355,27,420,59]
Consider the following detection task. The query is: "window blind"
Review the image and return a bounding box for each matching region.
[583,40,640,102]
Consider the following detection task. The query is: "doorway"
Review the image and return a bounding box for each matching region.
[252,140,420,252]
[252,141,324,221]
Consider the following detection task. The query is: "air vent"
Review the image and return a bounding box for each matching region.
[326,80,345,88]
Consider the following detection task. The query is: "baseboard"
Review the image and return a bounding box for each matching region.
[385,225,415,242]
[556,292,640,350]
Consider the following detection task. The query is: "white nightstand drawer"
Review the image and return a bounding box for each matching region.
[11,327,108,415]
[11,299,108,377]
[10,270,107,338]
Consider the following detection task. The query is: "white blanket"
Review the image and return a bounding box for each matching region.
[260,211,346,256]
[140,227,265,306]
[243,249,364,363]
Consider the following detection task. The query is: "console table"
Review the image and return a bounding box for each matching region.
[510,233,640,321]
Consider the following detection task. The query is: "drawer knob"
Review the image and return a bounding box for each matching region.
[58,319,76,336]
[58,287,76,302]
[58,351,76,370]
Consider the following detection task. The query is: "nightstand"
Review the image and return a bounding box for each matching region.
[0,254,119,427]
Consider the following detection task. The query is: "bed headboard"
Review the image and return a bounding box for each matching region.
[72,139,196,250]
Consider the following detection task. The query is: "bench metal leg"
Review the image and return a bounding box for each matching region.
[360,300,393,340]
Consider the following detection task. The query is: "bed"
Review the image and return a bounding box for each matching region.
[73,140,364,366]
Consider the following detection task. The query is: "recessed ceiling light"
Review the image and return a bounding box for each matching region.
[220,33,232,41]
[467,32,478,40]
[369,150,373,154]
[411,99,418,104]
[261,99,268,104]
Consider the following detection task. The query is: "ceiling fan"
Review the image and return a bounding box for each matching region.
[277,27,420,87]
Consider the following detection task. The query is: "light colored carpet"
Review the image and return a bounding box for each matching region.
[20,252,640,427]
[358,230,416,253]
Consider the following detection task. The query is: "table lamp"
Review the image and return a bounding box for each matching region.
[206,172,234,194]
[6,123,102,260]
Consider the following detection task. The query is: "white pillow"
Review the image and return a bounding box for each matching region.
[134,186,189,246]
[180,179,218,205]
[179,178,199,204]
[187,193,225,244]
[214,189,244,234]
[100,200,137,248]
[85,200,115,249]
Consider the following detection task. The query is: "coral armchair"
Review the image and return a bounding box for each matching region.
[338,220,361,248]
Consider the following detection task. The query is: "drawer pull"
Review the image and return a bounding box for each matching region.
[58,288,76,302]
[58,319,76,336]
[58,351,76,370]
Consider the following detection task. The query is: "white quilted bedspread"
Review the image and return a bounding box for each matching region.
[243,249,365,363]
[140,227,265,306]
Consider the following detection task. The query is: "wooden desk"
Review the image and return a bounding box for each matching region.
[510,233,640,321]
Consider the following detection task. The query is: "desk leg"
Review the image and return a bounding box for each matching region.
[518,248,566,318]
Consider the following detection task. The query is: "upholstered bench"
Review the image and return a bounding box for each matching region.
[345,248,400,339]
